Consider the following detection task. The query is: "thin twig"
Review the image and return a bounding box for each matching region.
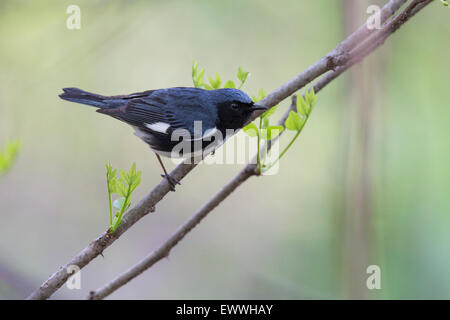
[27,0,414,300]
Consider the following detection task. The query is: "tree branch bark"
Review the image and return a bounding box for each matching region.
[27,0,426,300]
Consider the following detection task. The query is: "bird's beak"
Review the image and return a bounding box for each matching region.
[251,104,268,111]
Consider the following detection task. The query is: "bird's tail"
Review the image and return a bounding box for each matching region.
[59,87,109,108]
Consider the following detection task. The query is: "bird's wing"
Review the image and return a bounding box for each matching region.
[97,89,217,136]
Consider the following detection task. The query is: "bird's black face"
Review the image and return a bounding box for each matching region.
[216,100,267,131]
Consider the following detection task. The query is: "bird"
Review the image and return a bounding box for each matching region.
[59,87,267,190]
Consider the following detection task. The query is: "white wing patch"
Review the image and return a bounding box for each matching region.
[187,127,220,141]
[202,127,220,140]
[145,122,171,134]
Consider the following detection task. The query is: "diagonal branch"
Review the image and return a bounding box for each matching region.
[88,0,434,299]
[27,0,415,300]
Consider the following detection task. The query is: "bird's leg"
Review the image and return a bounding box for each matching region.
[155,153,180,191]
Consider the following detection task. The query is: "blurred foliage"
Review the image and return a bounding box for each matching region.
[106,162,142,232]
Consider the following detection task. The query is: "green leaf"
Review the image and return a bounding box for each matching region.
[105,162,112,174]
[131,177,141,192]
[261,105,276,119]
[192,61,200,87]
[106,163,118,193]
[305,87,317,110]
[194,68,205,88]
[113,197,126,210]
[127,163,135,180]
[5,141,20,159]
[192,61,198,78]
[115,181,128,197]
[262,117,269,129]
[237,66,249,83]
[106,162,142,232]
[129,166,142,191]
[441,0,449,7]
[243,122,259,137]
[110,178,119,194]
[111,215,120,226]
[208,72,221,89]
[297,94,308,116]
[0,140,21,174]
[224,80,236,88]
[128,162,138,179]
[119,169,128,184]
[252,88,266,103]
[285,111,304,131]
[260,125,283,140]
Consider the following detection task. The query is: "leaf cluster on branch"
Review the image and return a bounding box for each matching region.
[0,140,20,178]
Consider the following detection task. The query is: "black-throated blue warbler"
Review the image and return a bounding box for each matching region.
[59,87,267,190]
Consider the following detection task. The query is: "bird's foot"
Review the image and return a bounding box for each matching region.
[161,174,181,191]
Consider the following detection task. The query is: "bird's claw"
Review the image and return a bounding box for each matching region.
[161,174,181,191]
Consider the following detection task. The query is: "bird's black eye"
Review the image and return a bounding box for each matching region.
[231,103,239,110]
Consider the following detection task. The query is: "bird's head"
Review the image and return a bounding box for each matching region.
[211,88,267,130]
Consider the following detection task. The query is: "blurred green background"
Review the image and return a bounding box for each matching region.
[1,0,449,299]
